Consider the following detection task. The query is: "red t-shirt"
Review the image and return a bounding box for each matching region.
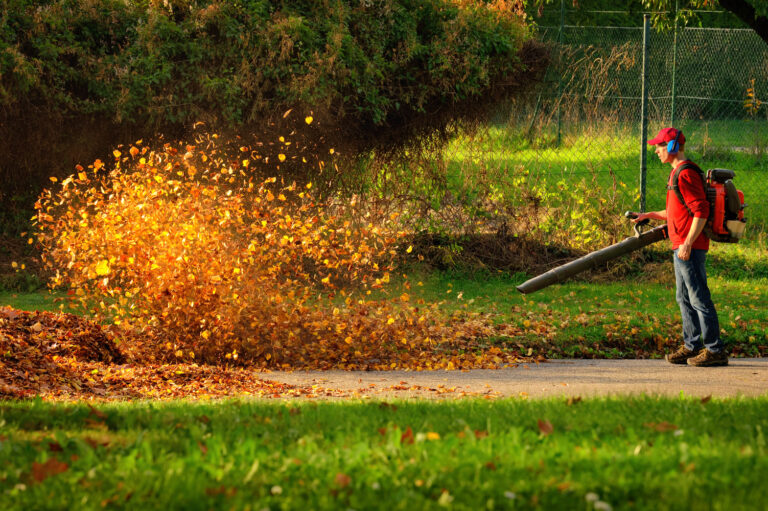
[666,161,710,251]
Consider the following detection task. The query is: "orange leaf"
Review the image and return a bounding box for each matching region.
[644,421,678,432]
[31,458,69,483]
[335,472,351,488]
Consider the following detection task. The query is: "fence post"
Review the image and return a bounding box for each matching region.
[556,0,565,148]
[670,0,679,124]
[640,14,650,212]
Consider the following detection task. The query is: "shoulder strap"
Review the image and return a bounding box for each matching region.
[667,162,705,217]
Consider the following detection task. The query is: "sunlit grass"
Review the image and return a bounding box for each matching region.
[2,397,767,510]
[444,122,768,230]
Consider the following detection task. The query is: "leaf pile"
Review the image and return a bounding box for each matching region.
[0,304,533,400]
[0,301,535,400]
[0,306,123,398]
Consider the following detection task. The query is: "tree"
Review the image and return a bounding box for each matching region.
[530,1,768,44]
[644,1,768,44]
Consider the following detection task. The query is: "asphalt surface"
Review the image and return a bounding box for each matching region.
[264,359,768,399]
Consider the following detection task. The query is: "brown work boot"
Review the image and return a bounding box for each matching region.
[666,345,701,365]
[687,349,728,367]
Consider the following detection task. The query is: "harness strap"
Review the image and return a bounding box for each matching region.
[667,162,706,217]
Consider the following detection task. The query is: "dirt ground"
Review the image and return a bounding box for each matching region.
[262,359,768,399]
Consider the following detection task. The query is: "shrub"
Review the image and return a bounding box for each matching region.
[1,0,536,129]
[2,0,548,233]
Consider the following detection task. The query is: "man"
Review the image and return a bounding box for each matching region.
[632,127,727,367]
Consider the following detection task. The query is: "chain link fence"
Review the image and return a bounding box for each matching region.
[439,9,768,243]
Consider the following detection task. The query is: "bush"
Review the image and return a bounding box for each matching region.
[1,0,548,235]
[2,0,535,128]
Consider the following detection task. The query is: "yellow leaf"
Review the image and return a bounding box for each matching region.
[95,260,110,276]
[278,154,286,162]
[11,262,18,268]
[426,432,440,441]
[113,150,121,158]
[201,330,210,339]
[305,116,313,125]
[49,176,58,182]
[406,245,413,253]
[344,336,353,344]
[387,317,395,325]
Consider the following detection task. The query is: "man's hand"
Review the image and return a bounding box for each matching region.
[629,210,666,223]
[677,241,692,261]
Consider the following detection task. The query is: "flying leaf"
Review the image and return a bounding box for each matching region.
[95,260,110,276]
[537,419,554,435]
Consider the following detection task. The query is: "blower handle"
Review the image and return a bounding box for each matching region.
[624,211,650,237]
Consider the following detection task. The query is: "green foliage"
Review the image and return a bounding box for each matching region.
[0,0,534,128]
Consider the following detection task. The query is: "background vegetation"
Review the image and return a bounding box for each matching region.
[0,0,546,205]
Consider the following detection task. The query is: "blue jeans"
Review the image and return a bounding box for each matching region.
[673,248,723,353]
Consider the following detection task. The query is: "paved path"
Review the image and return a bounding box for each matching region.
[264,359,768,399]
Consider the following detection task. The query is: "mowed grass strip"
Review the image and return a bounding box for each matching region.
[1,398,767,510]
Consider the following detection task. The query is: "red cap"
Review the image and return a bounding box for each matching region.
[648,127,685,146]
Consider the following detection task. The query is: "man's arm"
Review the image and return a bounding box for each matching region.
[677,216,707,261]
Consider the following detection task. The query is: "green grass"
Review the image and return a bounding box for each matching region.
[1,397,767,510]
[0,291,68,313]
[444,121,768,229]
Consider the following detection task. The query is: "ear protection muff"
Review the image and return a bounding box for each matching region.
[667,130,682,154]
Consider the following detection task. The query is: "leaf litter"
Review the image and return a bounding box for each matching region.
[0,306,533,401]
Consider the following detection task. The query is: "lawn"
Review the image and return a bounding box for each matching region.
[1,397,767,510]
[444,120,768,230]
